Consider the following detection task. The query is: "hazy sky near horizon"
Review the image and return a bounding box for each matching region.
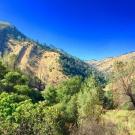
[0,0,135,60]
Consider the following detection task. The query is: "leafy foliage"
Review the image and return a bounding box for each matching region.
[77,76,103,122]
[2,59,134,135]
[59,53,91,77]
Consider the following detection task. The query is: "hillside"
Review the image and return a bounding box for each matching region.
[86,52,135,73]
[0,22,90,85]
[1,21,135,135]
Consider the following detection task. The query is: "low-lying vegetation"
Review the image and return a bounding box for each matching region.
[0,60,135,135]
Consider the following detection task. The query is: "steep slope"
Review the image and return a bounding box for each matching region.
[0,21,90,85]
[86,52,135,73]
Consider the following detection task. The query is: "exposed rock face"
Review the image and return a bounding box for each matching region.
[0,22,89,85]
[0,22,67,85]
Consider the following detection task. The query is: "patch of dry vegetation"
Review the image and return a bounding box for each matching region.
[103,110,135,135]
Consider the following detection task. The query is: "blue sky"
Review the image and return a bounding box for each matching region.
[0,0,135,60]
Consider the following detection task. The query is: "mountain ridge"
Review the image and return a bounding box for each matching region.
[0,22,90,85]
[87,51,135,73]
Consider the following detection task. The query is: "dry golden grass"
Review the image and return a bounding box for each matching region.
[102,110,135,135]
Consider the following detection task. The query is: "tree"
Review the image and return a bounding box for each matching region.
[1,54,17,70]
[110,61,135,109]
[0,71,29,93]
[75,76,104,135]
[4,71,28,85]
[42,85,57,105]
[77,76,103,121]
[12,101,64,135]
[14,85,31,95]
[57,76,82,102]
[0,92,29,120]
[0,61,7,79]
[65,95,78,127]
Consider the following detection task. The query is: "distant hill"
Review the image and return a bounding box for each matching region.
[0,21,90,85]
[86,52,135,73]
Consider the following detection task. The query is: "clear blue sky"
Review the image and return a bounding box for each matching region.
[0,0,135,60]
